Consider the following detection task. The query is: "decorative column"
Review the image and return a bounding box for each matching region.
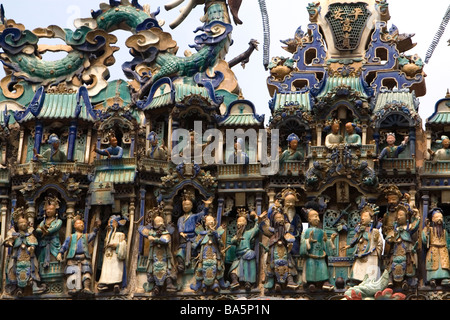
[362,123,368,145]
[65,201,76,238]
[17,128,24,163]
[420,193,430,286]
[410,128,416,157]
[33,121,43,161]
[130,136,135,158]
[67,120,78,162]
[138,188,146,253]
[316,124,323,146]
[91,206,102,284]
[216,195,224,226]
[85,127,92,163]
[167,114,173,160]
[127,199,135,269]
[0,199,8,282]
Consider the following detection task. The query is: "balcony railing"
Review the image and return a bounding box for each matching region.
[139,158,169,173]
[423,161,450,175]
[218,163,262,178]
[94,157,137,168]
[378,158,415,173]
[309,144,376,159]
[278,161,307,176]
[15,161,92,176]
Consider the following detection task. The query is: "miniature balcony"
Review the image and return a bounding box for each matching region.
[0,167,10,184]
[93,157,137,168]
[14,161,92,176]
[377,158,416,174]
[422,161,450,176]
[278,160,307,176]
[218,163,262,179]
[309,144,376,160]
[138,158,169,174]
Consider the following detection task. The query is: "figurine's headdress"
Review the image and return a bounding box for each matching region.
[361,203,379,218]
[386,132,396,138]
[147,131,158,142]
[108,214,128,227]
[382,184,403,199]
[12,207,29,224]
[237,208,249,219]
[429,207,444,218]
[287,133,300,143]
[48,133,60,144]
[181,189,195,203]
[278,187,300,202]
[44,195,60,210]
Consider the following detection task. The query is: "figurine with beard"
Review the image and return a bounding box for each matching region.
[422,208,450,288]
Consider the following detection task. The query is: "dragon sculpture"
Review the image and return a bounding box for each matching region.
[0,0,270,110]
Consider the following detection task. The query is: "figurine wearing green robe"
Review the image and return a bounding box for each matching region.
[229,210,260,291]
[34,133,67,163]
[279,133,303,166]
[344,122,361,147]
[300,208,337,291]
[35,199,63,269]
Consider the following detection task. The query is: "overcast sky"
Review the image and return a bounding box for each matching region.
[0,0,449,127]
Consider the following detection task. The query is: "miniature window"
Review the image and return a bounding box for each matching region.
[375,47,388,64]
[305,48,317,65]
[382,78,398,90]
[292,79,309,91]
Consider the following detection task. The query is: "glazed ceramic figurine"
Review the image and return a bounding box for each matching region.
[344,122,362,148]
[300,208,337,291]
[190,215,229,292]
[176,190,213,273]
[3,208,47,296]
[385,203,420,290]
[422,208,450,287]
[138,214,177,294]
[57,218,101,295]
[342,203,383,285]
[377,132,409,160]
[428,136,450,161]
[94,136,124,159]
[35,196,63,269]
[147,131,167,160]
[34,133,67,162]
[325,120,344,149]
[227,137,249,165]
[279,133,303,166]
[380,185,404,258]
[229,210,260,291]
[260,201,299,292]
[97,215,128,293]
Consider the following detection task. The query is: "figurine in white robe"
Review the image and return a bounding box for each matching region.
[97,215,128,293]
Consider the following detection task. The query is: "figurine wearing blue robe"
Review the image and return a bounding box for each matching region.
[57,218,101,295]
[94,136,123,159]
[147,131,167,160]
[378,133,409,160]
[176,190,213,272]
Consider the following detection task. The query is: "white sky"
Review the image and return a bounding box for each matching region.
[0,0,449,127]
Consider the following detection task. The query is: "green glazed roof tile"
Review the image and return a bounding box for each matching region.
[273,92,311,111]
[21,92,94,122]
